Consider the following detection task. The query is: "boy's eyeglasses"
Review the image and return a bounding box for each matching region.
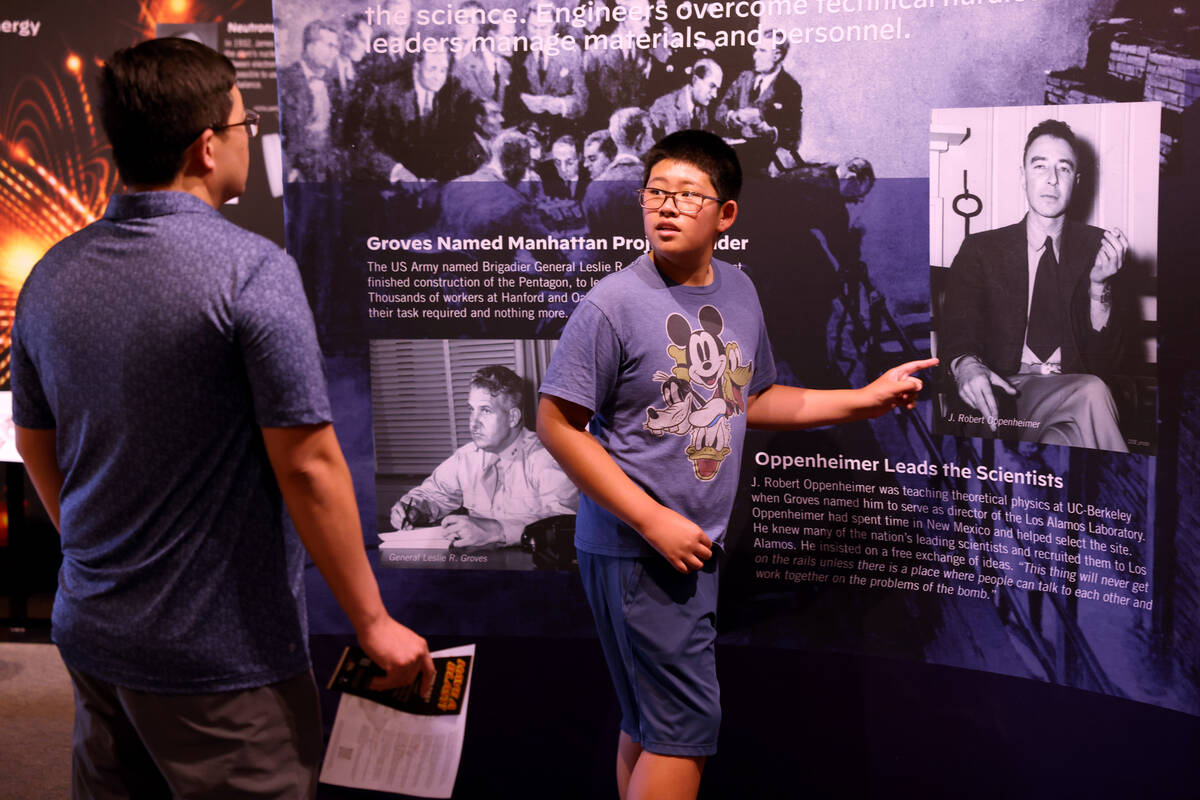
[211,109,260,138]
[635,188,720,214]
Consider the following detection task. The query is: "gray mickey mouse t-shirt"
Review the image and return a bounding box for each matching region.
[541,254,776,556]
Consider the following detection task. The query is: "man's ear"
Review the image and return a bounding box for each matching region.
[507,404,522,429]
[183,128,218,176]
[716,199,738,233]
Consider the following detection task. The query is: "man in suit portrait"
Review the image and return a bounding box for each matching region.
[355,0,413,86]
[451,0,514,108]
[716,30,803,172]
[279,19,343,182]
[510,3,587,131]
[539,134,587,200]
[939,119,1129,452]
[584,0,660,116]
[452,98,505,178]
[353,44,469,182]
[648,57,724,139]
[333,14,371,92]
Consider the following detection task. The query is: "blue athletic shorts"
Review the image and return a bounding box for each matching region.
[578,549,721,757]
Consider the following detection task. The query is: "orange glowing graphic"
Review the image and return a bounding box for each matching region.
[136,0,236,39]
[1,1,245,384]
[0,58,116,382]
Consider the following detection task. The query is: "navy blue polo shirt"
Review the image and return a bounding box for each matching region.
[11,191,331,692]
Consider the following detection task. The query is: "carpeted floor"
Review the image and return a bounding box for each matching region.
[0,643,74,799]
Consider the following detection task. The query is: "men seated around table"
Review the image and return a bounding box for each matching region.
[939,119,1129,451]
[390,366,578,547]
[648,58,724,139]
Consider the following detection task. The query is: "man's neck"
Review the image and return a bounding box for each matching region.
[1026,212,1065,243]
[129,178,222,210]
[483,429,523,455]
[652,251,714,287]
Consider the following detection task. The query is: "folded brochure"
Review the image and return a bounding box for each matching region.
[327,645,471,716]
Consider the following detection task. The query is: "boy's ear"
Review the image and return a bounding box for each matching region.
[715,199,738,233]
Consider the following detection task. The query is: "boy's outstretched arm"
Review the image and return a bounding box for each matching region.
[537,394,712,574]
[747,358,938,430]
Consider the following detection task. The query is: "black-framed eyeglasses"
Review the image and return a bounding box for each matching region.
[211,109,260,138]
[636,187,720,214]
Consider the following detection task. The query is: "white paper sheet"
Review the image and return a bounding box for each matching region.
[379,527,452,550]
[319,644,475,798]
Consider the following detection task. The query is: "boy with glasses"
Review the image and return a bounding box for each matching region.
[538,129,935,800]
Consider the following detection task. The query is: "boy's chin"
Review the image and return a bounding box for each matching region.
[651,239,707,262]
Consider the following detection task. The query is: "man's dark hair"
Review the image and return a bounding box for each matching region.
[493,129,532,184]
[303,19,338,49]
[692,59,719,83]
[552,133,577,151]
[471,365,524,406]
[98,37,236,187]
[1023,119,1079,163]
[584,129,617,159]
[609,107,652,152]
[642,129,742,202]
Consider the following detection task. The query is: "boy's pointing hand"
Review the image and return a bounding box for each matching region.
[863,357,939,413]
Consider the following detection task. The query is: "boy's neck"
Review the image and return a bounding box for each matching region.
[651,250,715,287]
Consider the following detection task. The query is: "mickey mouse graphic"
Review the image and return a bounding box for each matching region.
[644,304,754,481]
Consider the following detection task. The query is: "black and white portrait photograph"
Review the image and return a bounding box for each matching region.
[369,338,578,570]
[930,102,1160,454]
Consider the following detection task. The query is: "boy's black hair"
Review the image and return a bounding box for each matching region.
[98,37,236,187]
[641,129,742,203]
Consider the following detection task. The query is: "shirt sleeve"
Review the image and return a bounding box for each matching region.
[748,288,778,395]
[10,308,56,429]
[235,249,332,427]
[539,298,621,414]
[403,448,469,519]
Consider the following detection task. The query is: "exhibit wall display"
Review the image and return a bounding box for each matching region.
[3,0,1200,789]
[268,0,1200,717]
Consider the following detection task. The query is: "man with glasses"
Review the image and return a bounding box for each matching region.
[11,37,433,798]
[939,119,1129,451]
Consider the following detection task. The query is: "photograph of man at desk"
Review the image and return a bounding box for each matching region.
[370,345,578,570]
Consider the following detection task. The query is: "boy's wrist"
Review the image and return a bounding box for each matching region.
[627,496,667,538]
